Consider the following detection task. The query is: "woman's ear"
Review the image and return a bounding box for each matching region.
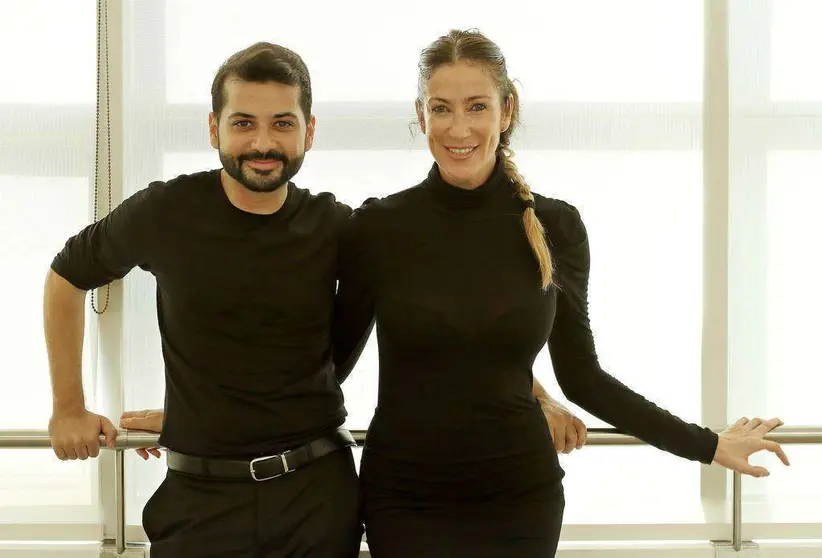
[415,101,426,134]
[501,96,513,134]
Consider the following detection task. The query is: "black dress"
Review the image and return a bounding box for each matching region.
[334,158,718,558]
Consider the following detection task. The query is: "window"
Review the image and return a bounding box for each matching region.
[120,0,713,535]
[728,0,822,527]
[0,0,99,536]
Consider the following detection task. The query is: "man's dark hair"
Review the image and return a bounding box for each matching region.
[211,42,312,120]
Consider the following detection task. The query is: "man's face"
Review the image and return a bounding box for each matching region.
[209,78,315,193]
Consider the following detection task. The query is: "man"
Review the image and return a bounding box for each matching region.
[45,42,370,558]
[45,42,587,558]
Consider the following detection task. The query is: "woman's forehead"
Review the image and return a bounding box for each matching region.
[425,63,498,100]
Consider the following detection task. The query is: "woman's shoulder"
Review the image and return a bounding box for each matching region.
[532,194,588,249]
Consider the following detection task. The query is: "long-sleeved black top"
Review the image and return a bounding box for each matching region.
[334,158,719,465]
[51,170,369,457]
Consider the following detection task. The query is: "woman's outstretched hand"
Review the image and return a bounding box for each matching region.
[713,417,790,477]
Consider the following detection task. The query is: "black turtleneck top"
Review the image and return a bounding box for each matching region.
[333,159,719,468]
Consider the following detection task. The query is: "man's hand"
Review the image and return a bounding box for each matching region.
[119,409,164,460]
[48,409,118,460]
[713,417,790,477]
[538,396,587,454]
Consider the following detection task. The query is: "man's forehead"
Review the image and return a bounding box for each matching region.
[223,79,301,109]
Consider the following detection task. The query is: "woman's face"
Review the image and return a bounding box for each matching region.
[417,61,511,190]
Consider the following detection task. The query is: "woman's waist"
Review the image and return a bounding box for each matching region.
[365,406,551,462]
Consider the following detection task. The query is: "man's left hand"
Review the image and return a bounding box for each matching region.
[538,396,587,454]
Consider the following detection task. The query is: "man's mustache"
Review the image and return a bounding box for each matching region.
[240,151,288,164]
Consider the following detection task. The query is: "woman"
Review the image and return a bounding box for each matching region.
[329,29,789,558]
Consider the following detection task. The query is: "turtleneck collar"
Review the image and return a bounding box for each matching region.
[425,156,519,211]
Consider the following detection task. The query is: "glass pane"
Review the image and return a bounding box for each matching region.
[0,451,97,524]
[770,0,822,101]
[741,447,822,524]
[765,152,822,425]
[0,0,96,104]
[561,446,704,525]
[0,176,96,523]
[0,176,90,428]
[164,0,701,104]
[735,150,822,521]
[521,151,704,428]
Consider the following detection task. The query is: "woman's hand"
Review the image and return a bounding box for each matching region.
[713,417,790,477]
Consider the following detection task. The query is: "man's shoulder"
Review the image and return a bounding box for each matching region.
[294,185,353,217]
[150,169,220,195]
[131,169,219,208]
[289,183,354,237]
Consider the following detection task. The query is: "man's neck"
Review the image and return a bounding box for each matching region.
[220,169,289,215]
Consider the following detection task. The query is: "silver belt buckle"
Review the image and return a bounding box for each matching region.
[250,450,291,482]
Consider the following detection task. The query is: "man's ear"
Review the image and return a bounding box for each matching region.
[208,112,219,149]
[304,115,316,152]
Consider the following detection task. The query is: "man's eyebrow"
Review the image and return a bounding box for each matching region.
[227,112,256,119]
[227,111,299,119]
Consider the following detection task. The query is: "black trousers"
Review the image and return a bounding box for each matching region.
[143,447,361,558]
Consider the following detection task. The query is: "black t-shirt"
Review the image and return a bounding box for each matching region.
[334,159,719,466]
[52,170,365,457]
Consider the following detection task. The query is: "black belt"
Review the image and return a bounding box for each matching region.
[166,428,356,482]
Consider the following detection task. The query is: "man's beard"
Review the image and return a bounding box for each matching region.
[219,146,305,193]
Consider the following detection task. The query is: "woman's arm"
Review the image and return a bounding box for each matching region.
[544,201,788,474]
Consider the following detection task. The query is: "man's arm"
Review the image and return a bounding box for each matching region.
[45,271,86,415]
[45,270,118,460]
[533,377,588,454]
[46,185,158,460]
[331,202,376,383]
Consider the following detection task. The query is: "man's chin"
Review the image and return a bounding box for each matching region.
[240,172,287,193]
[239,181,286,193]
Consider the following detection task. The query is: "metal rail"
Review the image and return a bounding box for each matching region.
[2,426,820,554]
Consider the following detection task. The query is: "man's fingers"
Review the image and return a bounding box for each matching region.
[574,418,587,449]
[564,426,578,454]
[136,449,149,460]
[54,447,68,461]
[148,448,162,459]
[76,444,90,460]
[552,426,566,453]
[101,417,118,449]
